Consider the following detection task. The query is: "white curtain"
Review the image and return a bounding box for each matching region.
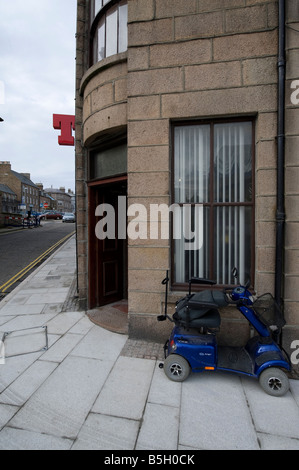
[174,122,252,285]
[174,125,210,282]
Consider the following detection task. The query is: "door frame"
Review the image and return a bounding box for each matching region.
[88,175,127,309]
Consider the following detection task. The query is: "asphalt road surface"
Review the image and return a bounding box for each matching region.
[0,220,75,297]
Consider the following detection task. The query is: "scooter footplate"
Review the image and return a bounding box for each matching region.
[217,346,253,374]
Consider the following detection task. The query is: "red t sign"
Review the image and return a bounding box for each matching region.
[53,114,75,146]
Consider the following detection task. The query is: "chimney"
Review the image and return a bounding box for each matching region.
[0,161,11,176]
[59,187,65,193]
[21,173,31,180]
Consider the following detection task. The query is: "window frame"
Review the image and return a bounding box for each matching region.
[87,132,128,184]
[89,0,128,66]
[171,117,256,291]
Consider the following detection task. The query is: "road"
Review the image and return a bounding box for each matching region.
[0,220,75,297]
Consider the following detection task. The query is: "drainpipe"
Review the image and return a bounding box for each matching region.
[275,0,286,318]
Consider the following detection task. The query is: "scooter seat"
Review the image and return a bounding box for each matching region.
[173,308,221,329]
[176,290,228,318]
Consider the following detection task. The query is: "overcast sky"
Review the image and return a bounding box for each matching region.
[0,0,77,192]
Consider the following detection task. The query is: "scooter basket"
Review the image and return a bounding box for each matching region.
[253,293,285,329]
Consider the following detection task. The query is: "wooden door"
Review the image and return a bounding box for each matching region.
[88,178,127,308]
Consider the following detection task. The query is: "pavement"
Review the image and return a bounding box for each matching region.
[0,235,299,451]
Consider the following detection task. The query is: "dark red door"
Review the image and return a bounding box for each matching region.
[88,178,127,308]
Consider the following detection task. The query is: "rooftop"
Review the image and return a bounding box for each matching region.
[0,183,17,196]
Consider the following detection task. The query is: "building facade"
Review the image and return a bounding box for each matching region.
[0,183,18,226]
[43,187,73,213]
[35,183,56,211]
[75,0,299,370]
[0,184,18,214]
[0,161,40,213]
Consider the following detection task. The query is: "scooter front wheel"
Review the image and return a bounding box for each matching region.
[164,354,191,382]
[258,367,290,397]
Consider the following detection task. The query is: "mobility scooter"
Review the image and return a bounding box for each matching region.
[157,269,291,396]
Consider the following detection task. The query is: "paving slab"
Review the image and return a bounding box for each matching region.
[179,372,260,450]
[73,413,139,450]
[70,324,127,361]
[0,360,58,406]
[0,313,55,332]
[0,304,45,316]
[0,427,73,450]
[68,316,94,335]
[257,432,299,450]
[92,356,156,420]
[290,379,299,407]
[39,333,83,363]
[9,356,114,439]
[25,292,69,305]
[41,304,64,315]
[45,311,83,335]
[136,402,180,450]
[0,352,44,393]
[0,404,19,429]
[3,294,32,305]
[15,288,49,295]
[0,316,15,326]
[147,362,181,408]
[242,376,299,440]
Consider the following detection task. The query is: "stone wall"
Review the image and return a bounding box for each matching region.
[284,0,299,364]
[75,0,89,307]
[81,54,128,147]
[76,1,299,362]
[127,0,281,341]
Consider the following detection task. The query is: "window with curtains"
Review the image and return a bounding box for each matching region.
[90,0,128,65]
[173,120,254,287]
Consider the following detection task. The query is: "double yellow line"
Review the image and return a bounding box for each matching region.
[0,231,75,294]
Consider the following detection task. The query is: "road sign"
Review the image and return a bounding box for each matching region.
[43,202,49,208]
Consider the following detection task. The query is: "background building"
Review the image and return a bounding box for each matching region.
[0,162,74,220]
[75,0,299,372]
[0,161,40,213]
[0,184,17,214]
[0,183,18,226]
[43,187,73,213]
[36,183,56,211]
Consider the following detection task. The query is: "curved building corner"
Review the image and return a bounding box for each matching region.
[74,0,299,372]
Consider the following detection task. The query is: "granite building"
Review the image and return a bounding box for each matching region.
[74,0,299,368]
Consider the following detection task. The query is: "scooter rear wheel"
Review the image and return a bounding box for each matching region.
[164,354,191,382]
[258,367,290,397]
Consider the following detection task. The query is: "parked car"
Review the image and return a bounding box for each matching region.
[62,212,75,223]
[40,211,63,220]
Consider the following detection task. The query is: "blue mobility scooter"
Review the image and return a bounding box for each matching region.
[157,269,291,396]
